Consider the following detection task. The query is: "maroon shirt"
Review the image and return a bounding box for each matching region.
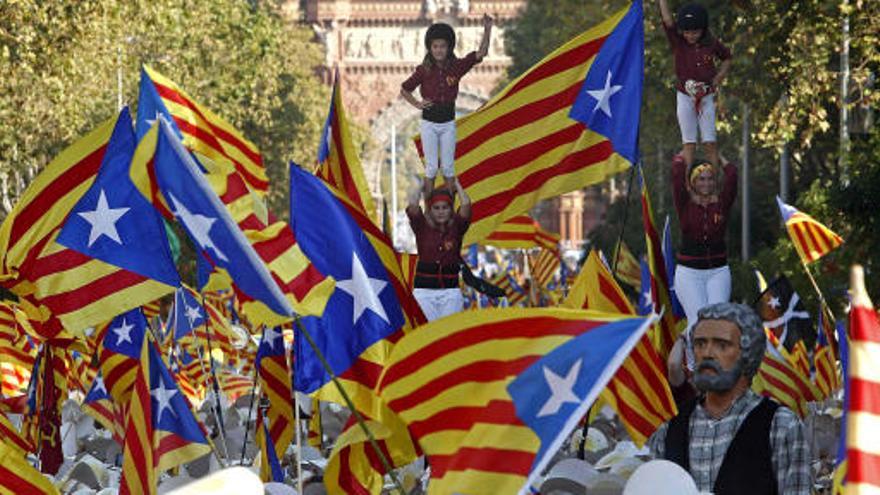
[401,51,480,106]
[407,207,470,266]
[671,156,737,269]
[664,24,731,93]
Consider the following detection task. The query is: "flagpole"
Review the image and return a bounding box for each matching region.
[611,164,637,277]
[799,260,839,356]
[292,317,407,495]
[240,331,264,465]
[199,296,230,464]
[294,390,304,495]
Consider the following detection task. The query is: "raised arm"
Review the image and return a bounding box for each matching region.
[476,14,493,60]
[656,0,674,29]
[454,178,471,221]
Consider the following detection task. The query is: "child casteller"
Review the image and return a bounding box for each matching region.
[400,15,493,196]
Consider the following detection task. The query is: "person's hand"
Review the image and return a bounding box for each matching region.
[406,183,422,205]
[417,99,433,109]
[482,14,493,28]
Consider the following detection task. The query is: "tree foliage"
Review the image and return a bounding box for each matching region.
[0,0,329,215]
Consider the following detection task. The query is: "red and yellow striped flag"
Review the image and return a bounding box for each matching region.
[612,240,641,290]
[528,248,561,291]
[563,250,676,446]
[0,118,171,337]
[482,215,561,252]
[814,323,840,400]
[417,4,639,244]
[0,441,58,495]
[639,166,681,359]
[0,302,36,370]
[377,307,652,493]
[753,329,819,418]
[845,265,880,492]
[255,328,294,482]
[776,196,844,265]
[316,72,377,223]
[140,65,268,194]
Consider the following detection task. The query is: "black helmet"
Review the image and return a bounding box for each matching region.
[425,23,456,52]
[676,3,708,31]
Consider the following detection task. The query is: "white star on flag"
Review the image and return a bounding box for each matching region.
[113,318,135,346]
[78,189,130,247]
[168,193,228,262]
[537,358,582,417]
[586,70,623,118]
[336,253,389,325]
[263,327,281,350]
[184,304,202,327]
[92,376,107,396]
[151,383,178,423]
[768,296,781,309]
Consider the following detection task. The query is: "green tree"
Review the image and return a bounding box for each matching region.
[0,0,329,217]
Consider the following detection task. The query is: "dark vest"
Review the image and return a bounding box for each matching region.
[664,396,779,495]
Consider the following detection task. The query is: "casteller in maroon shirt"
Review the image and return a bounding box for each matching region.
[672,155,737,269]
[407,207,471,289]
[664,24,731,94]
[401,51,481,123]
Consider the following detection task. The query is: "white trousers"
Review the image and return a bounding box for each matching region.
[414,288,464,322]
[420,119,456,179]
[675,264,731,369]
[676,91,716,144]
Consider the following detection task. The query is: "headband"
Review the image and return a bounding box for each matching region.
[689,163,714,185]
[428,191,453,206]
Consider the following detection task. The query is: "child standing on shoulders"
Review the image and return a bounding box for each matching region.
[656,1,731,166]
[401,14,493,197]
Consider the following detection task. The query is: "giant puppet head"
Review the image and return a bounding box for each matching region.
[689,302,765,393]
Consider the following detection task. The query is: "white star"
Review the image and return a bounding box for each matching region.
[768,296,781,309]
[586,70,623,119]
[77,189,130,247]
[92,375,107,396]
[263,327,281,349]
[184,304,202,327]
[335,253,389,325]
[112,318,135,346]
[168,193,228,262]
[642,291,652,304]
[151,383,178,423]
[537,358,582,418]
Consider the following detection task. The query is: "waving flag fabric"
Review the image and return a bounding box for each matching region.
[845,270,880,493]
[57,107,180,292]
[255,327,294,482]
[528,248,561,290]
[482,216,561,251]
[378,308,653,494]
[292,164,423,493]
[416,1,643,244]
[754,275,814,351]
[0,303,36,370]
[0,114,169,338]
[136,66,268,194]
[120,334,211,495]
[145,119,292,320]
[814,313,840,400]
[290,163,407,395]
[776,196,843,265]
[661,216,685,319]
[638,166,681,359]
[99,308,148,404]
[316,71,377,222]
[0,441,59,495]
[611,240,641,289]
[135,70,333,322]
[82,371,126,445]
[752,329,818,418]
[563,250,675,446]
